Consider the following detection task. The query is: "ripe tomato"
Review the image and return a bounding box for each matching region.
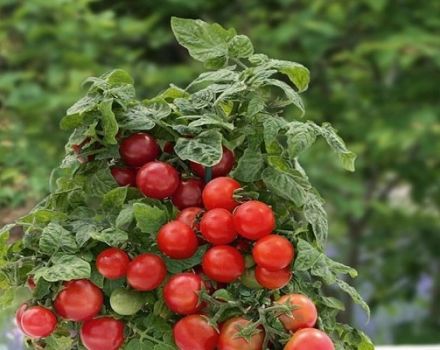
[136,161,180,199]
[218,317,264,350]
[119,132,160,167]
[15,303,27,331]
[283,328,334,350]
[200,208,237,245]
[54,279,103,321]
[202,177,240,211]
[80,317,125,350]
[27,276,36,290]
[252,235,294,271]
[233,201,275,240]
[111,166,137,187]
[20,306,57,338]
[163,273,203,315]
[202,245,244,283]
[176,207,203,230]
[163,141,175,154]
[190,147,235,178]
[173,314,219,350]
[96,247,130,280]
[276,294,318,331]
[157,221,199,259]
[172,179,204,210]
[255,266,291,289]
[127,253,166,291]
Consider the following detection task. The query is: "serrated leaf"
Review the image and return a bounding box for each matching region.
[262,118,286,153]
[116,205,134,229]
[303,192,328,247]
[232,149,264,182]
[65,93,101,117]
[34,255,91,282]
[286,121,317,157]
[247,95,265,117]
[271,59,310,92]
[335,279,370,320]
[103,186,128,210]
[186,114,234,131]
[85,168,115,197]
[105,69,134,86]
[90,227,128,246]
[118,104,156,130]
[39,223,78,255]
[45,334,73,350]
[165,245,208,274]
[265,79,305,115]
[228,35,254,58]
[99,98,118,144]
[133,203,168,234]
[143,98,172,120]
[188,67,239,88]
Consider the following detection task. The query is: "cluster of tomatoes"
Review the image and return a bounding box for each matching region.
[16,132,335,350]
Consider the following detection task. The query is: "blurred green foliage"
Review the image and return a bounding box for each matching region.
[0,0,439,344]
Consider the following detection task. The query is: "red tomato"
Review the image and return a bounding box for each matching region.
[200,208,237,245]
[20,306,57,338]
[176,207,204,231]
[255,266,291,290]
[54,279,103,321]
[127,253,167,291]
[80,317,125,350]
[163,141,174,154]
[173,314,219,350]
[96,247,130,280]
[218,317,264,350]
[202,177,240,211]
[136,161,180,199]
[111,166,137,187]
[15,303,27,331]
[202,245,244,283]
[252,235,294,271]
[27,276,36,290]
[190,147,235,178]
[276,294,318,332]
[172,179,204,210]
[233,201,275,240]
[119,132,160,167]
[157,221,199,259]
[235,238,252,253]
[284,328,334,350]
[163,273,203,315]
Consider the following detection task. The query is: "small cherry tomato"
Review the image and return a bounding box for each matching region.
[176,207,204,231]
[27,276,36,290]
[157,221,199,259]
[119,132,160,167]
[190,147,235,178]
[20,306,57,338]
[276,294,318,332]
[164,273,203,315]
[233,201,275,240]
[172,179,204,210]
[255,266,291,290]
[173,314,219,350]
[218,317,264,350]
[111,166,137,187]
[136,161,180,199]
[200,208,237,245]
[163,141,174,154]
[283,328,334,350]
[15,303,27,331]
[127,253,167,291]
[202,245,244,283]
[80,317,125,350]
[96,247,130,280]
[54,279,103,321]
[202,177,240,211]
[252,235,294,271]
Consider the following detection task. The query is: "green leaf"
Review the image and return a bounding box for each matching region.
[105,69,134,86]
[232,149,264,182]
[188,67,239,88]
[19,209,67,225]
[174,130,223,167]
[118,104,156,131]
[143,98,172,120]
[133,203,168,234]
[262,118,286,153]
[286,121,317,157]
[335,279,370,320]
[73,222,99,247]
[39,223,78,255]
[185,114,234,131]
[85,168,115,197]
[303,192,328,247]
[228,35,254,58]
[34,255,91,282]
[103,186,128,210]
[265,79,305,115]
[165,245,209,274]
[247,95,265,117]
[271,59,310,92]
[99,98,118,144]
[125,339,155,350]
[171,17,236,62]
[115,205,134,229]
[90,227,128,246]
[64,93,100,117]
[45,334,73,350]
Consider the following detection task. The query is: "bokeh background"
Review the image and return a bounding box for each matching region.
[1,0,439,347]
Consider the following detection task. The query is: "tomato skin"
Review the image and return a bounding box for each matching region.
[218,317,264,350]
[96,247,130,280]
[173,314,219,350]
[157,221,199,259]
[127,253,167,291]
[190,147,235,178]
[172,179,204,210]
[233,201,275,240]
[111,166,137,187]
[15,303,27,331]
[20,306,57,338]
[136,161,180,199]
[119,132,160,167]
[284,328,334,350]
[202,177,240,211]
[255,266,291,290]
[202,245,244,283]
[164,273,203,315]
[54,279,103,321]
[276,294,318,331]
[176,207,204,231]
[163,141,175,154]
[253,235,294,271]
[80,317,125,350]
[200,208,237,245]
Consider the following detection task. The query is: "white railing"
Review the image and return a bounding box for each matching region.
[376,347,440,350]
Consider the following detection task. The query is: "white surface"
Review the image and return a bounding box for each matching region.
[376,347,440,350]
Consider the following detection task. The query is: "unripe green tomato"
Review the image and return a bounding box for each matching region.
[110,287,145,315]
[244,254,255,269]
[241,269,262,289]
